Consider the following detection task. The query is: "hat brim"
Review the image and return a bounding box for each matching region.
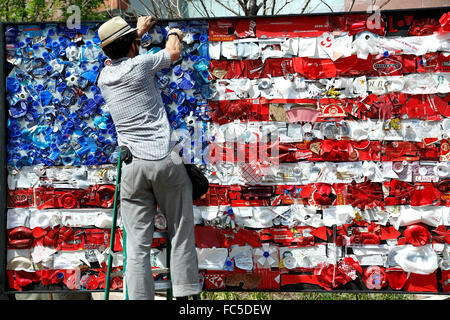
[99,27,137,48]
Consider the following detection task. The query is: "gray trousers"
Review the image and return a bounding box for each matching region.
[120,151,200,299]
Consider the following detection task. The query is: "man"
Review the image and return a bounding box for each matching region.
[97,16,200,300]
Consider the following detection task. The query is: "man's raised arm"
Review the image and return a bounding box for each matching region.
[165,28,183,62]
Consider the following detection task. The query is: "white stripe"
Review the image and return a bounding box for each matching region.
[210,73,450,101]
[207,120,446,142]
[210,33,450,58]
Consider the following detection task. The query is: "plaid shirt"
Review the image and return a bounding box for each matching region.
[98,49,175,160]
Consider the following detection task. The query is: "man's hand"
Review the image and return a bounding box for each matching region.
[136,16,156,38]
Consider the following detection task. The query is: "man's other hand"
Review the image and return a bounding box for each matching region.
[137,16,156,38]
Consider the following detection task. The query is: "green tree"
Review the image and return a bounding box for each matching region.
[0,0,106,22]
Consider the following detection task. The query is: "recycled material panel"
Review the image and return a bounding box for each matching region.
[4,20,209,292]
[4,9,450,294]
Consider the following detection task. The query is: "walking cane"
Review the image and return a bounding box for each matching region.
[104,147,122,300]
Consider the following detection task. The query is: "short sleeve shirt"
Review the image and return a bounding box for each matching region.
[98,49,175,160]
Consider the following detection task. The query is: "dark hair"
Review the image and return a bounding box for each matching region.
[102,30,138,60]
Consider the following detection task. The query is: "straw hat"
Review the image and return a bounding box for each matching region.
[98,16,137,48]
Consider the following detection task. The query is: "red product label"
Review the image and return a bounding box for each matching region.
[255,16,330,38]
[209,20,236,41]
[438,53,450,72]
[403,272,438,292]
[334,55,373,77]
[8,188,34,208]
[416,52,440,73]
[372,55,403,76]
[254,269,281,290]
[231,199,270,207]
[318,99,347,120]
[245,59,266,79]
[210,60,246,79]
[292,57,337,79]
[401,94,443,120]
[441,139,450,161]
[344,13,386,36]
[382,141,420,162]
[264,58,295,78]
[204,271,227,289]
[235,19,256,38]
[292,55,373,79]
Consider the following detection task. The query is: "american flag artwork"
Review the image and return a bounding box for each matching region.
[4,10,450,294]
[196,12,450,293]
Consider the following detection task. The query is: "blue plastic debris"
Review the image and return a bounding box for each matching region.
[6,21,211,168]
